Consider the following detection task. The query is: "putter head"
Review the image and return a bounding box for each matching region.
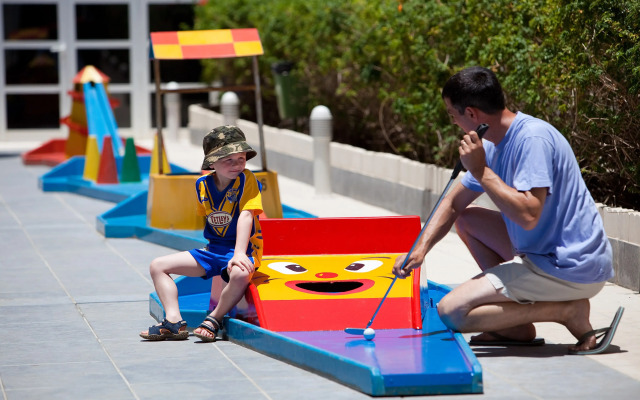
[344,328,365,335]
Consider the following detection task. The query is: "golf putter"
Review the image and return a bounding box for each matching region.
[345,123,489,337]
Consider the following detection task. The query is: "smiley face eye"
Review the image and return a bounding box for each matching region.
[267,262,308,274]
[345,260,383,273]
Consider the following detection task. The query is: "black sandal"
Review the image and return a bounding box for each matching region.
[194,316,221,342]
[140,319,189,341]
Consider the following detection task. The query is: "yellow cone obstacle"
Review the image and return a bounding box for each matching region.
[83,136,100,182]
[150,134,171,175]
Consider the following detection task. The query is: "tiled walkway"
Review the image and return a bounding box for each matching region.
[1,141,639,399]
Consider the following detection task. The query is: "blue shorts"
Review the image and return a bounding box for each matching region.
[188,242,255,282]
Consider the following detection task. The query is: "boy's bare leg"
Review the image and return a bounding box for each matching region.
[438,275,597,351]
[194,267,252,339]
[140,252,205,335]
[454,206,537,341]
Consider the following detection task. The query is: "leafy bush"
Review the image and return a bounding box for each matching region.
[195,0,639,209]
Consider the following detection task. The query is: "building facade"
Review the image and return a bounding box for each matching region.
[0,0,204,141]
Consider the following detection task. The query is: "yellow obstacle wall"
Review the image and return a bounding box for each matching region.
[147,170,283,230]
[254,170,283,218]
[147,174,205,230]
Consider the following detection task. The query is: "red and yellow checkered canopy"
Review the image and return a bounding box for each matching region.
[149,28,263,60]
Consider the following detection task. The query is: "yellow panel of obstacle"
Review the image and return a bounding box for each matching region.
[254,170,283,219]
[147,174,205,230]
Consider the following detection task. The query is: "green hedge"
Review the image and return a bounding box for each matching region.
[195,0,639,210]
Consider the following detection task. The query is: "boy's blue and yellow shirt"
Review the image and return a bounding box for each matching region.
[195,169,263,263]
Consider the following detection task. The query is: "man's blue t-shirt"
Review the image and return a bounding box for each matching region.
[461,112,613,284]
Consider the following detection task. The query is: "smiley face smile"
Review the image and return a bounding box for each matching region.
[285,279,375,295]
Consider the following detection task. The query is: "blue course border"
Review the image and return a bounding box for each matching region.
[224,282,483,396]
[148,279,483,396]
[38,155,189,203]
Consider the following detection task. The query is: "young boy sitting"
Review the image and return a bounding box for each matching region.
[140,125,263,342]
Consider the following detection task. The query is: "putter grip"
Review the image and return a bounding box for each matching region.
[450,123,489,179]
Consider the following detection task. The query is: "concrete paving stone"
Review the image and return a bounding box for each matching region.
[0,361,126,392]
[130,381,266,400]
[250,373,365,394]
[0,206,20,227]
[262,387,372,400]
[80,299,150,322]
[56,191,114,216]
[105,237,176,268]
[3,198,87,227]
[0,292,71,308]
[0,303,85,325]
[80,303,155,341]
[0,324,95,346]
[0,311,89,344]
[100,338,219,363]
[0,261,60,289]
[476,351,640,398]
[0,250,46,269]
[115,352,248,385]
[4,383,133,400]
[0,228,38,257]
[25,227,110,255]
[0,339,108,366]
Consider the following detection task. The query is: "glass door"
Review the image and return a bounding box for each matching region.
[1,2,68,135]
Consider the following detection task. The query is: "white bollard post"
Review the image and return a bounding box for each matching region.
[310,105,333,196]
[208,79,223,107]
[164,81,180,141]
[220,92,240,126]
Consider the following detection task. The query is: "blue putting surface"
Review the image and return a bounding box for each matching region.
[225,283,483,396]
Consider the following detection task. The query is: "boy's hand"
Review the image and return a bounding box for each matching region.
[228,253,255,274]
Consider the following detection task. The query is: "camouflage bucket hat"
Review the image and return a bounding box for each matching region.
[201,125,257,170]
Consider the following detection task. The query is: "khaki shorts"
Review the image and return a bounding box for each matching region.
[482,256,605,304]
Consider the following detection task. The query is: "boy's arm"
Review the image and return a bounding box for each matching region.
[228,209,256,273]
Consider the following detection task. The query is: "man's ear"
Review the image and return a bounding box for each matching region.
[464,106,479,121]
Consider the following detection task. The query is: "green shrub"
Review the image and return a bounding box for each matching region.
[195,0,639,209]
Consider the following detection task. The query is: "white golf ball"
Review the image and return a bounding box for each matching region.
[363,328,375,341]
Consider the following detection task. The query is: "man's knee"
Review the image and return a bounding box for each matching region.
[454,209,470,237]
[437,294,468,331]
[454,206,483,236]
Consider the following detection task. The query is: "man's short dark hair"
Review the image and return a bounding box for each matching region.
[442,66,506,115]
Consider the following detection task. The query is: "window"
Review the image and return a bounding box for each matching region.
[5,49,58,84]
[3,4,58,41]
[75,4,129,40]
[7,94,59,129]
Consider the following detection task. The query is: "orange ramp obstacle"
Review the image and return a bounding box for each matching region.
[246,216,422,331]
